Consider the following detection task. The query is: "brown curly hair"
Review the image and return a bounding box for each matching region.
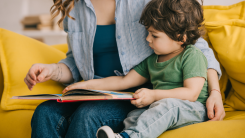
[50,0,77,27]
[139,0,205,47]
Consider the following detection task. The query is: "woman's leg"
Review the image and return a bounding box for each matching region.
[31,100,82,138]
[65,100,137,138]
[123,98,207,138]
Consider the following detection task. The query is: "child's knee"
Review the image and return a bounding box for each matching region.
[150,98,183,109]
[127,109,146,118]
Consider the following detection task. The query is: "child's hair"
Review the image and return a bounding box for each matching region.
[139,0,205,47]
[50,0,77,27]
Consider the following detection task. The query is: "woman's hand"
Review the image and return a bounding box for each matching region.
[131,88,156,108]
[206,90,226,121]
[24,63,56,90]
[62,81,94,94]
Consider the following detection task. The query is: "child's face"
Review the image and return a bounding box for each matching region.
[146,26,183,55]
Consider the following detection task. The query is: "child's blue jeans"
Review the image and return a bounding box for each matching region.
[123,98,208,138]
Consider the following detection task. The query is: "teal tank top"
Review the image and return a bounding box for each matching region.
[93,24,123,77]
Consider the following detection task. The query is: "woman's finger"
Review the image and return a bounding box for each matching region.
[26,74,36,86]
[29,64,42,81]
[24,78,33,90]
[37,68,49,82]
[209,105,224,121]
[206,101,215,119]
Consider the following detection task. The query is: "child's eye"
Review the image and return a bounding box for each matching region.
[152,35,157,38]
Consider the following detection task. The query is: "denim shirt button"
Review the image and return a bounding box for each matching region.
[121,52,125,55]
[114,17,117,21]
[117,36,121,39]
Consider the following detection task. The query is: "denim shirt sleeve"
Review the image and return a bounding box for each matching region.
[195,38,222,79]
[58,16,82,86]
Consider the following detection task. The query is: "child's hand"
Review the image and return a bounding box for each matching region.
[62,81,93,93]
[131,88,156,108]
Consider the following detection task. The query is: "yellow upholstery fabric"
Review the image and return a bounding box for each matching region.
[203,1,245,23]
[0,28,66,110]
[205,20,245,111]
[202,2,245,103]
[1,1,245,137]
[0,61,3,102]
[51,43,68,53]
[0,107,33,138]
[158,118,245,138]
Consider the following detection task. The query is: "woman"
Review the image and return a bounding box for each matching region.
[24,0,225,138]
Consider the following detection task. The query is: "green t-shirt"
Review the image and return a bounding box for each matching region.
[134,45,208,104]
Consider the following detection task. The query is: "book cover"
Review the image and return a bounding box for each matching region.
[11,89,135,103]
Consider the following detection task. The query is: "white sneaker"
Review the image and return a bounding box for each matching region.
[96,126,123,138]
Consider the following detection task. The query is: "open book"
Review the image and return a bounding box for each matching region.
[11,89,135,103]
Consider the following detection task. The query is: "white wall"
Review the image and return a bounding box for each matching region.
[0,0,53,32]
[200,0,244,6]
[1,0,244,32]
[0,0,244,44]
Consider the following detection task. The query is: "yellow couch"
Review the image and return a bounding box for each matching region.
[1,2,245,138]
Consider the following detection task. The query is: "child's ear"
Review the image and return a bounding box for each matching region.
[177,34,187,45]
[182,34,187,42]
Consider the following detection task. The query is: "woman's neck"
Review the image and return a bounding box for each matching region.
[91,0,116,25]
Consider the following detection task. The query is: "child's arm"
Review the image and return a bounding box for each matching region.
[131,77,205,108]
[62,69,148,93]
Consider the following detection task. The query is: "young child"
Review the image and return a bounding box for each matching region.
[63,0,208,137]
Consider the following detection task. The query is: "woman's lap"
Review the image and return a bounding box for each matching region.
[31,100,137,138]
[31,80,153,138]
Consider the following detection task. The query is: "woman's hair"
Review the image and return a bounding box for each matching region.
[139,0,205,47]
[50,0,77,27]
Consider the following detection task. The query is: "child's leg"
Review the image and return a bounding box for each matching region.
[123,108,147,130]
[123,98,207,138]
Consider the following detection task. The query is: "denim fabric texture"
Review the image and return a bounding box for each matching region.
[123,98,208,138]
[58,0,221,83]
[31,75,152,138]
[31,100,137,138]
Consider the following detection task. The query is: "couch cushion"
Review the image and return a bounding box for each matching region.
[158,119,245,138]
[51,44,68,53]
[205,20,245,111]
[202,2,245,103]
[0,28,66,110]
[0,106,34,138]
[203,1,245,23]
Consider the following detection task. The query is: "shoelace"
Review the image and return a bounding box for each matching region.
[115,133,123,138]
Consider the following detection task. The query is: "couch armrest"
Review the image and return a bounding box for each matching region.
[0,63,4,102]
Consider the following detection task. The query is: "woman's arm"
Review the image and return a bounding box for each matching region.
[195,38,225,121]
[195,38,222,77]
[62,69,148,93]
[206,69,226,121]
[24,63,74,90]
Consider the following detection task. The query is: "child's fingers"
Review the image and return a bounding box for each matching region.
[131,98,143,108]
[135,88,144,94]
[62,85,74,93]
[62,82,84,93]
[133,90,145,99]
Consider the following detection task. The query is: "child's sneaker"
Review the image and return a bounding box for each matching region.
[96,126,123,138]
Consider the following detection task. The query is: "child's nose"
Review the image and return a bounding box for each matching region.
[146,34,151,43]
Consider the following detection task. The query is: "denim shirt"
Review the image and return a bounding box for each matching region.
[59,0,221,82]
